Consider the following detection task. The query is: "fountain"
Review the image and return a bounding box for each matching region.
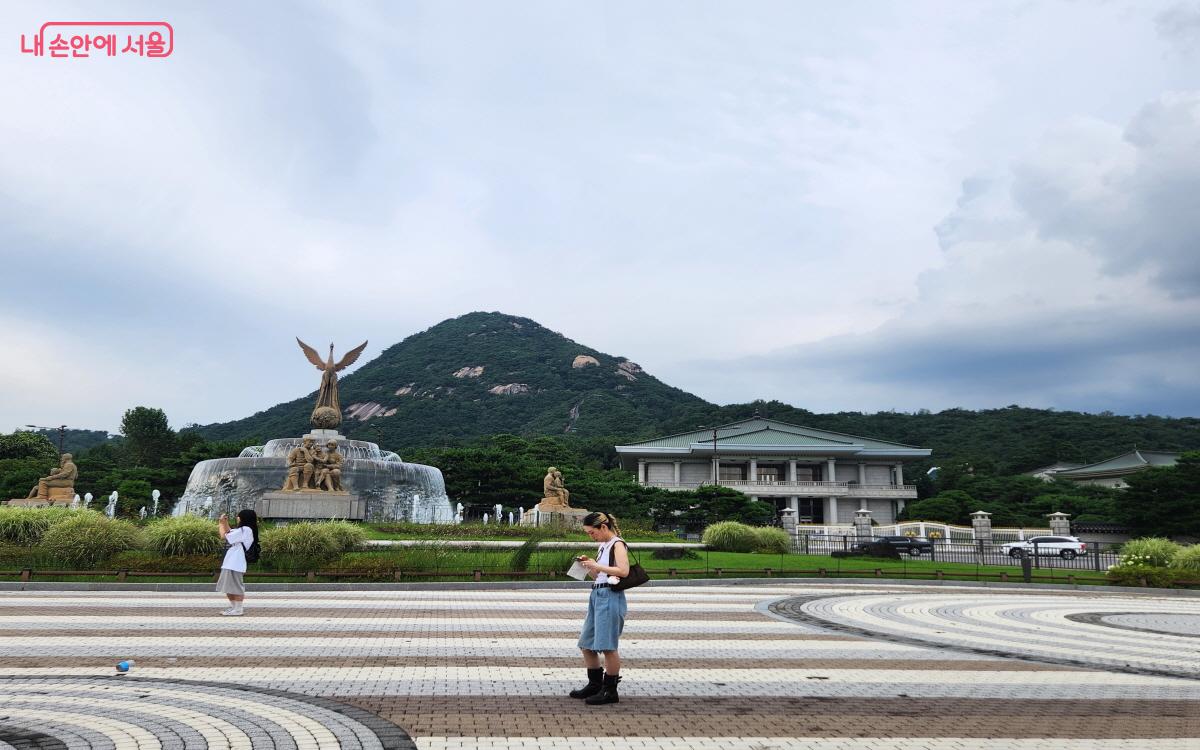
[176,337,454,523]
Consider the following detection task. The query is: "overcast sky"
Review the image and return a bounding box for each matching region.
[2,1,1199,434]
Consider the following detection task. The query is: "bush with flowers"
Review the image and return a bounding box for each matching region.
[1106,537,1189,587]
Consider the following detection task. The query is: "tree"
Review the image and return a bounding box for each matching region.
[1118,452,1200,538]
[901,490,975,523]
[120,407,177,468]
[0,431,58,462]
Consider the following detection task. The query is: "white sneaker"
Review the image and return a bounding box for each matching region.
[221,607,243,616]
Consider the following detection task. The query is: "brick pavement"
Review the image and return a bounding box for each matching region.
[0,583,1196,749]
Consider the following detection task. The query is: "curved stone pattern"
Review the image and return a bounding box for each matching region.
[0,675,414,750]
[773,592,1200,679]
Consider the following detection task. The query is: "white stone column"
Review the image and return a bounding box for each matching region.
[711,457,719,483]
[859,497,868,510]
[894,463,904,486]
[788,460,797,483]
[789,496,799,513]
[828,497,840,525]
[673,461,681,485]
[858,462,867,485]
[826,458,836,482]
[637,460,646,484]
[749,458,758,483]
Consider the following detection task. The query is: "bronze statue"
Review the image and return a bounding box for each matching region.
[315,440,346,492]
[281,438,316,491]
[296,338,368,429]
[27,453,78,500]
[541,466,571,508]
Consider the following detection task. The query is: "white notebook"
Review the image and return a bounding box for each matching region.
[567,559,588,580]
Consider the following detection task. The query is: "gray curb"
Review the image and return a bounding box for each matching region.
[2,576,1198,596]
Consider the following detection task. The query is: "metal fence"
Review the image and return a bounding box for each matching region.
[792,534,1120,572]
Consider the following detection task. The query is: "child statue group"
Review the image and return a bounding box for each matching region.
[280,438,346,493]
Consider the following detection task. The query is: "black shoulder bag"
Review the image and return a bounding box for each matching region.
[609,539,649,591]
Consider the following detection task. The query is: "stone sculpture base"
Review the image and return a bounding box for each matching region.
[257,492,365,520]
[521,505,589,530]
[6,488,75,508]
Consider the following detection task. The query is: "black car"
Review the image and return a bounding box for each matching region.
[851,535,934,556]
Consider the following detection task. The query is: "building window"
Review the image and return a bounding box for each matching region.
[719,466,745,481]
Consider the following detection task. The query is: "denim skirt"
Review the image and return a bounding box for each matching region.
[576,586,627,652]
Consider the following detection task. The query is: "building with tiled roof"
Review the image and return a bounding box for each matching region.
[1051,450,1180,489]
[615,417,931,524]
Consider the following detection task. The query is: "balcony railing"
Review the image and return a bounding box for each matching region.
[641,479,916,496]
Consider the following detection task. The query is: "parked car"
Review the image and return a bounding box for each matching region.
[851,535,934,556]
[1001,536,1088,559]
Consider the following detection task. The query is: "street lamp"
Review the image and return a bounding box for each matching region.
[26,424,67,455]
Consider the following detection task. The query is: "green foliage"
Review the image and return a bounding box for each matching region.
[1170,545,1200,572]
[0,507,76,545]
[120,406,177,468]
[116,479,153,516]
[1105,566,1189,588]
[0,432,58,461]
[902,491,974,524]
[1118,452,1200,538]
[40,514,140,568]
[751,526,791,554]
[321,520,367,553]
[509,532,544,572]
[144,516,223,556]
[702,521,757,552]
[1118,537,1182,567]
[260,523,338,566]
[0,458,50,502]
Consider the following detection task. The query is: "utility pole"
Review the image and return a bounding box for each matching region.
[26,424,67,455]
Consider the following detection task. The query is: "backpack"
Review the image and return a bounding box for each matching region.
[244,538,261,564]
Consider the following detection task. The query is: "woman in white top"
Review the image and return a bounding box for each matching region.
[216,509,257,616]
[571,511,630,705]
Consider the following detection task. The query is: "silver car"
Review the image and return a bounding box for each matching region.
[1001,535,1088,560]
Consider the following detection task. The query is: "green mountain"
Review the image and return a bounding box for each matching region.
[194,311,1200,472]
[195,311,713,449]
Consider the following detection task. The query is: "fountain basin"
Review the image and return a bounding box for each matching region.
[176,433,453,523]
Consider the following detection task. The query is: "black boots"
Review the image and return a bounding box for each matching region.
[584,674,621,705]
[569,667,604,699]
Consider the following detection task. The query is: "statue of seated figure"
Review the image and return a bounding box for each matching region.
[27,454,78,501]
[541,466,571,508]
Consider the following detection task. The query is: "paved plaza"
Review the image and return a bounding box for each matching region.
[0,582,1198,749]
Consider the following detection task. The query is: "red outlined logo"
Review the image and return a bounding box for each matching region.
[21,21,173,58]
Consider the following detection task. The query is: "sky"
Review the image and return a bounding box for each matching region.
[2,1,1199,434]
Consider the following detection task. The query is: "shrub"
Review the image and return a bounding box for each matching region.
[702,521,757,552]
[144,516,223,557]
[321,520,367,553]
[0,507,81,545]
[110,550,221,572]
[1106,566,1185,588]
[651,547,701,560]
[752,526,791,555]
[1170,545,1200,572]
[41,514,141,568]
[542,549,582,574]
[261,523,338,567]
[1118,537,1182,567]
[509,532,544,572]
[323,554,398,581]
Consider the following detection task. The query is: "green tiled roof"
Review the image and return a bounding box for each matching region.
[1056,450,1180,477]
[618,417,924,452]
[713,428,855,447]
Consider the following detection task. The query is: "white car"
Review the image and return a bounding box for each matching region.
[1001,536,1088,560]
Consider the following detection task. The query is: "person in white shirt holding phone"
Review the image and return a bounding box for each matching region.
[570,511,630,705]
[216,509,257,616]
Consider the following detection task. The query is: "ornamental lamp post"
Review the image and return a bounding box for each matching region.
[26,424,67,455]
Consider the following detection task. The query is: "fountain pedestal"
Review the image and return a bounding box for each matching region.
[257,491,366,520]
